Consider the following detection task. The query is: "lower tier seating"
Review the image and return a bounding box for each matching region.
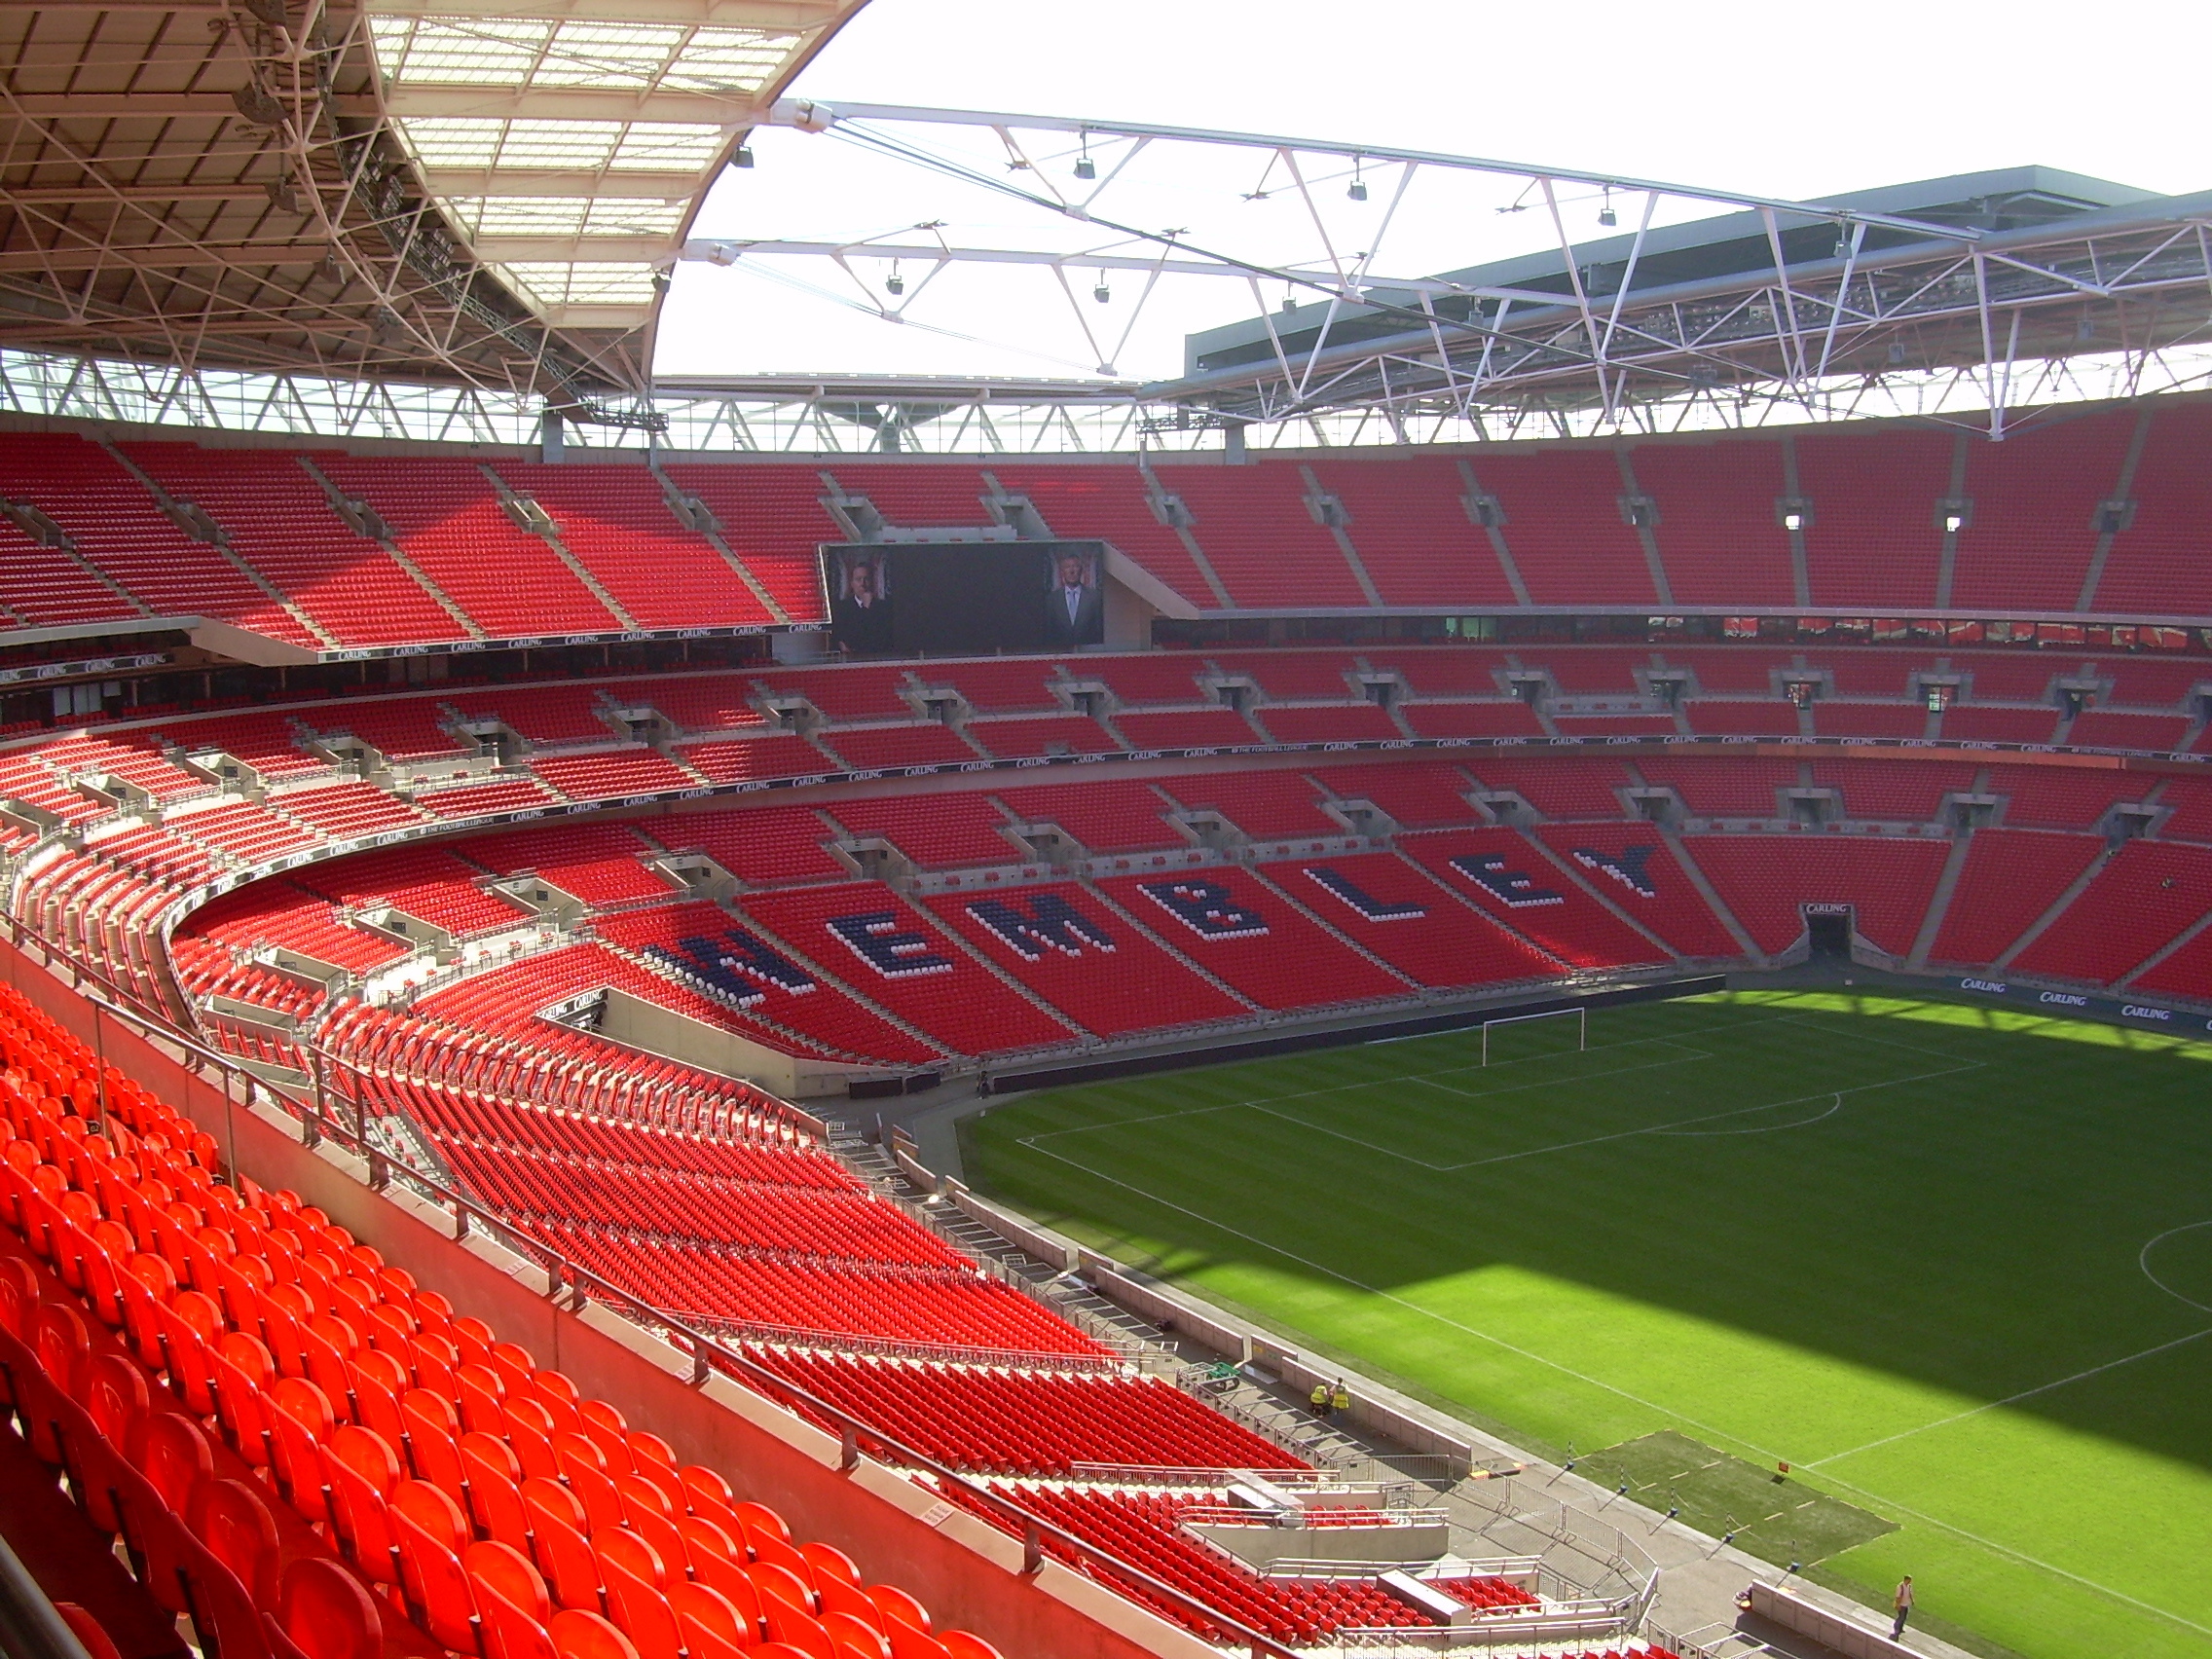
[0,979,1010,1659]
[946,1483,1538,1644]
[740,1348,1311,1479]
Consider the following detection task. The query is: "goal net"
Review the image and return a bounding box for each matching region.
[1479,1005,1589,1067]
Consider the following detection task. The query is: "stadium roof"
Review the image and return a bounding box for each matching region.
[0,0,864,411]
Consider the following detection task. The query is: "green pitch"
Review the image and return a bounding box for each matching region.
[960,991,2212,1659]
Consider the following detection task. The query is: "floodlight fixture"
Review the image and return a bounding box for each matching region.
[1093,275,1111,303]
[1598,188,1616,228]
[1347,158,1368,202]
[1074,132,1095,180]
[885,263,904,296]
[731,146,756,170]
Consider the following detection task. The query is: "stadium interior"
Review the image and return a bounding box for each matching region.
[0,8,2207,1659]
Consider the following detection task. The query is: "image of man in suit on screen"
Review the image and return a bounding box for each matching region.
[1042,549,1104,647]
[830,551,894,654]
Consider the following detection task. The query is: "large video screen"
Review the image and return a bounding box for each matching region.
[820,541,1108,656]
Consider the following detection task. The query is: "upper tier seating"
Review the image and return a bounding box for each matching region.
[123,444,463,648]
[18,407,2212,647]
[1152,463,1368,608]
[1308,455,1519,607]
[2097,402,2212,616]
[1794,427,1952,608]
[316,458,620,640]
[1630,440,1795,607]
[992,464,1218,608]
[655,464,835,622]
[497,463,774,631]
[1949,418,2130,613]
[0,434,315,646]
[1472,449,1655,606]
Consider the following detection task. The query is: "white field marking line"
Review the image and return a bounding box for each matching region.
[1407,1047,1712,1102]
[1806,1467,2212,1640]
[1018,1135,2212,1640]
[1018,1013,1803,1147]
[1246,1048,1722,1169]
[2140,1218,2212,1313]
[1807,1324,2212,1469]
[1648,1092,1844,1136]
[1414,1062,1979,1173]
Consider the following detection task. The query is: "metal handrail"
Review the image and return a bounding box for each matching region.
[0,911,1312,1659]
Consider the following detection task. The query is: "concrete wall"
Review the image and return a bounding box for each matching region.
[0,933,1218,1659]
[595,987,881,1099]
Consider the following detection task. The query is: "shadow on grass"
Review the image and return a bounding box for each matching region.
[962,992,2212,1479]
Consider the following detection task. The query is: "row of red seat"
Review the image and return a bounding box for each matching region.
[9,408,2212,640]
[0,978,1009,1659]
[741,1347,1309,1479]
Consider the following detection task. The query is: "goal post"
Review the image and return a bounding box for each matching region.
[1480,1005,1588,1067]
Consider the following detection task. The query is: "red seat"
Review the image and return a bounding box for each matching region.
[129,1411,215,1514]
[548,1609,639,1659]
[274,1557,384,1659]
[187,1476,283,1607]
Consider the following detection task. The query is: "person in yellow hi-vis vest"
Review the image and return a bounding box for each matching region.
[1331,1382,1351,1416]
[1309,1382,1332,1417]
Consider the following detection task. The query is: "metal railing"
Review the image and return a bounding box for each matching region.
[0,911,1323,1659]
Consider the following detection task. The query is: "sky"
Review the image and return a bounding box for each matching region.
[653,0,2211,385]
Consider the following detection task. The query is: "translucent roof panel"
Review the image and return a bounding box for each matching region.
[370,16,796,95]
[357,1,865,339]
[395,118,725,172]
[497,263,663,307]
[449,197,686,238]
